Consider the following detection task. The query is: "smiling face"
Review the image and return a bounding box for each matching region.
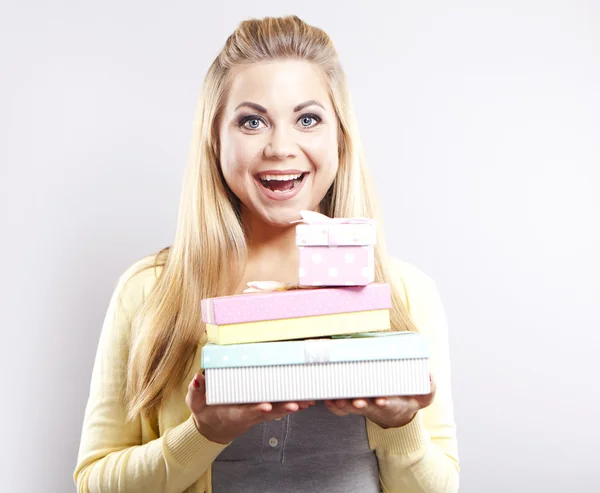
[218,59,339,227]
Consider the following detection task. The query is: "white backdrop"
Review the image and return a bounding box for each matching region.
[1,1,599,492]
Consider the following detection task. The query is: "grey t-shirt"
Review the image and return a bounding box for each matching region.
[211,401,381,492]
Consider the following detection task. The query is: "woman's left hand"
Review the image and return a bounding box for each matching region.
[324,375,436,429]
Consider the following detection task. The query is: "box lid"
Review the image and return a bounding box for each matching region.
[201,332,429,369]
[296,223,376,247]
[201,283,391,325]
[292,210,376,247]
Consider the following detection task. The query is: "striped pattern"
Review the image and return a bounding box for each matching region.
[205,358,430,405]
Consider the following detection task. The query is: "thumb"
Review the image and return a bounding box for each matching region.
[186,372,207,412]
[192,372,206,392]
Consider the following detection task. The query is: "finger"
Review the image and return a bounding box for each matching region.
[188,372,206,393]
[334,399,350,410]
[239,403,274,425]
[257,402,299,416]
[255,402,299,422]
[383,396,421,420]
[325,400,350,416]
[284,402,300,412]
[298,400,316,409]
[233,402,271,424]
[351,399,370,410]
[186,372,207,412]
[350,398,382,417]
[264,402,300,414]
[250,400,315,423]
[373,396,413,409]
[254,402,273,414]
[336,399,367,415]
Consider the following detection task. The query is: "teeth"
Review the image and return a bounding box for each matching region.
[258,173,303,181]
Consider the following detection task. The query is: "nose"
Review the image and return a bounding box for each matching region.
[263,126,298,160]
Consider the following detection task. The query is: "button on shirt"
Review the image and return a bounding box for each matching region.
[211,402,381,492]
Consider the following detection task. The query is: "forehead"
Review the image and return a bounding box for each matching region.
[224,60,332,112]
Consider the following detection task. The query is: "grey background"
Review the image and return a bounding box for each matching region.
[1,1,599,492]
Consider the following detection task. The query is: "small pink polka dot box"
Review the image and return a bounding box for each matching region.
[292,210,376,287]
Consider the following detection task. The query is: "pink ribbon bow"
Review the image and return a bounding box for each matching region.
[243,281,298,293]
[242,281,318,294]
[291,210,374,247]
[290,210,372,225]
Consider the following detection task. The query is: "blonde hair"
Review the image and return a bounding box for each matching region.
[125,15,418,420]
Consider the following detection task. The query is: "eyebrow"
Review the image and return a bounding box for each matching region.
[293,100,325,112]
[234,101,267,113]
[233,100,325,113]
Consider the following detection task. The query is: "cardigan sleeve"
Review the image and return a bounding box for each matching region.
[73,268,228,493]
[367,264,460,493]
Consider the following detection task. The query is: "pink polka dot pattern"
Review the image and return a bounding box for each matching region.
[297,245,374,288]
[201,282,390,325]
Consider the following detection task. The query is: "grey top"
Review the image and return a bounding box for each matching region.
[211,401,381,492]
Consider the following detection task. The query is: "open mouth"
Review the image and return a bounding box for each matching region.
[256,172,308,193]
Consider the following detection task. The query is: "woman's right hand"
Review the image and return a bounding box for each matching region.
[185,372,315,444]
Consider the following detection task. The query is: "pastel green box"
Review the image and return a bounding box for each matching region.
[201,332,430,405]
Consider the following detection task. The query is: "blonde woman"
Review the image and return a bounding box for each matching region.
[74,15,459,493]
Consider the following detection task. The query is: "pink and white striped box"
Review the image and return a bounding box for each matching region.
[293,211,376,287]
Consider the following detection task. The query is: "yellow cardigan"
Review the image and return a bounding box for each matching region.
[74,254,460,493]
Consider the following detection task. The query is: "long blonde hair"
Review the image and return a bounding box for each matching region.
[125,15,418,420]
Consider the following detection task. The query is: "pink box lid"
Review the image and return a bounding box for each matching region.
[292,210,376,247]
[201,283,391,325]
[295,222,376,246]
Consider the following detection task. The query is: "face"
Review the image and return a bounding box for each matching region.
[218,59,339,227]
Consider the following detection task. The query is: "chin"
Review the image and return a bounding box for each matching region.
[254,206,304,228]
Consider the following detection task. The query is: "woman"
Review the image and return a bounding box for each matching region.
[74,15,459,493]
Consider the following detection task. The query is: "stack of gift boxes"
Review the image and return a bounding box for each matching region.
[200,211,431,405]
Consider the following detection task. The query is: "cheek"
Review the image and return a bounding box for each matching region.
[220,131,259,178]
[302,130,339,173]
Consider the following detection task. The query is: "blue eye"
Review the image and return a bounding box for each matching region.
[239,115,266,130]
[298,113,322,128]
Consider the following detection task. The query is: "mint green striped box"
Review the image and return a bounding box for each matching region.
[201,332,430,405]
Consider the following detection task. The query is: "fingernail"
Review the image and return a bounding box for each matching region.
[192,378,200,388]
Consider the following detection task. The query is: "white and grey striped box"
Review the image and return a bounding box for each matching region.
[204,357,430,405]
